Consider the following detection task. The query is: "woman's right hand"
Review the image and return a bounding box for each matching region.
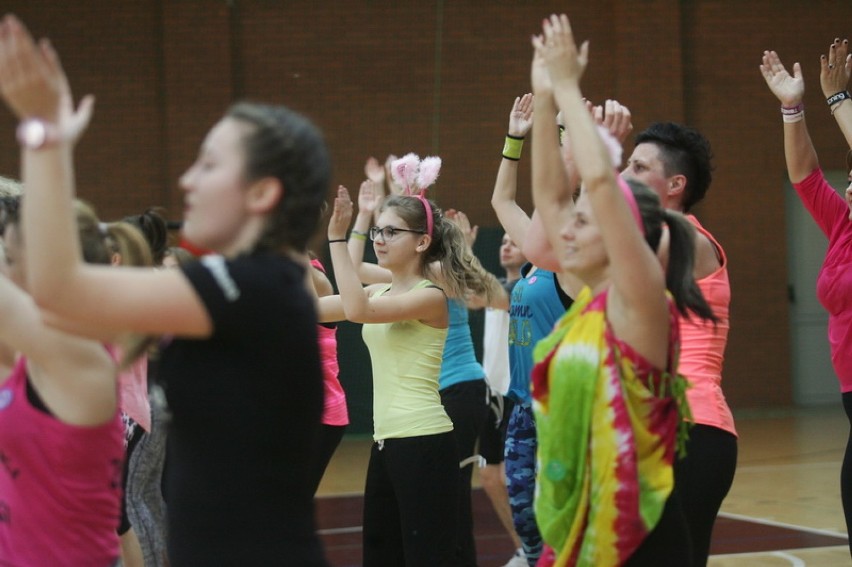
[328,185,353,241]
[508,93,534,138]
[760,50,804,107]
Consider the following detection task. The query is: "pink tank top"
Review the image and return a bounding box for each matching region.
[679,216,736,436]
[0,356,124,565]
[117,353,151,432]
[311,258,349,427]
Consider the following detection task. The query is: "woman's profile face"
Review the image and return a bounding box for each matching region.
[559,193,607,278]
[179,117,253,253]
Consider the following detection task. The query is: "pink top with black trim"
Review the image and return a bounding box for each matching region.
[0,356,124,566]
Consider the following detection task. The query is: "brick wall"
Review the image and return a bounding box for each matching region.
[3,1,852,412]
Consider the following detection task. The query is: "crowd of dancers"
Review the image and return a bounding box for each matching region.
[1,10,852,567]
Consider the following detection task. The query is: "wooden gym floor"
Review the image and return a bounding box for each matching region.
[315,405,851,566]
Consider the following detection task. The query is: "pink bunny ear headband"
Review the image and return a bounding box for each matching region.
[390,153,442,237]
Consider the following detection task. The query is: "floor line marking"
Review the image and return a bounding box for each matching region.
[710,545,848,559]
[718,511,848,539]
[318,526,363,536]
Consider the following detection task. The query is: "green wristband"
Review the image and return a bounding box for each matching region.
[350,230,368,241]
[502,134,524,161]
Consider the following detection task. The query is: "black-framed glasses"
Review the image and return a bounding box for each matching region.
[369,226,425,242]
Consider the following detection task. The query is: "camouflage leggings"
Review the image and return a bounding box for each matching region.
[504,403,542,566]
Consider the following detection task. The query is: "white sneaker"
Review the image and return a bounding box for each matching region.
[502,548,528,567]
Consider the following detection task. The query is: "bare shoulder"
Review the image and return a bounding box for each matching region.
[693,230,722,279]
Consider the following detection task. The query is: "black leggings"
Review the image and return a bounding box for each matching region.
[841,392,852,556]
[440,380,490,567]
[674,424,738,566]
[625,489,692,566]
[306,424,347,496]
[362,432,460,567]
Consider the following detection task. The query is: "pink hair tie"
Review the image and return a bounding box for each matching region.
[617,176,645,235]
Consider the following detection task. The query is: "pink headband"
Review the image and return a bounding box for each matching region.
[390,153,441,238]
[617,176,645,235]
[412,191,434,238]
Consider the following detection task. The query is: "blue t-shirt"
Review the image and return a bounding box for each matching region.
[507,265,571,404]
[439,298,486,390]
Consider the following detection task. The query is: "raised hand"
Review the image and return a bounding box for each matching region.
[593,99,633,144]
[760,50,804,107]
[328,185,353,241]
[364,156,385,184]
[445,209,478,249]
[535,14,588,89]
[530,36,553,96]
[356,179,381,217]
[0,15,64,121]
[508,93,534,137]
[0,16,93,143]
[384,154,404,195]
[820,38,852,99]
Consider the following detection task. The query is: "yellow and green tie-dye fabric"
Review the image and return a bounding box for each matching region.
[531,287,691,567]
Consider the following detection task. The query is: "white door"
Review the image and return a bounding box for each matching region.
[785,171,846,405]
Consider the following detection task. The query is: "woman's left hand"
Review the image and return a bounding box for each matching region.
[0,15,94,143]
[820,38,852,98]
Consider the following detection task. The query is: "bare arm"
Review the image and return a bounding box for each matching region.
[491,94,535,247]
[327,186,446,325]
[0,274,116,426]
[529,46,576,271]
[538,14,668,364]
[0,17,212,338]
[347,180,392,284]
[760,50,820,183]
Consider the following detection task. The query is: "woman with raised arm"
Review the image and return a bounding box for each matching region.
[761,38,852,553]
[319,181,474,566]
[331,154,504,565]
[491,94,574,567]
[0,15,330,566]
[530,14,715,566]
[0,197,124,566]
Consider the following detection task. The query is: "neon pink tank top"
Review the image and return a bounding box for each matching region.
[0,356,124,565]
[679,216,736,436]
[311,258,349,426]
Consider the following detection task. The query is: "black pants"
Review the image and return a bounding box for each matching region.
[841,392,852,557]
[625,489,693,566]
[307,424,347,496]
[674,423,738,566]
[441,380,490,567]
[362,432,460,567]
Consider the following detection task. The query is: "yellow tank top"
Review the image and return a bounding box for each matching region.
[361,280,453,440]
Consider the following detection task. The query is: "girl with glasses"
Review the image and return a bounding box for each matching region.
[315,176,500,566]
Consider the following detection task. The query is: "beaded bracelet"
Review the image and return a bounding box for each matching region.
[502,134,524,161]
